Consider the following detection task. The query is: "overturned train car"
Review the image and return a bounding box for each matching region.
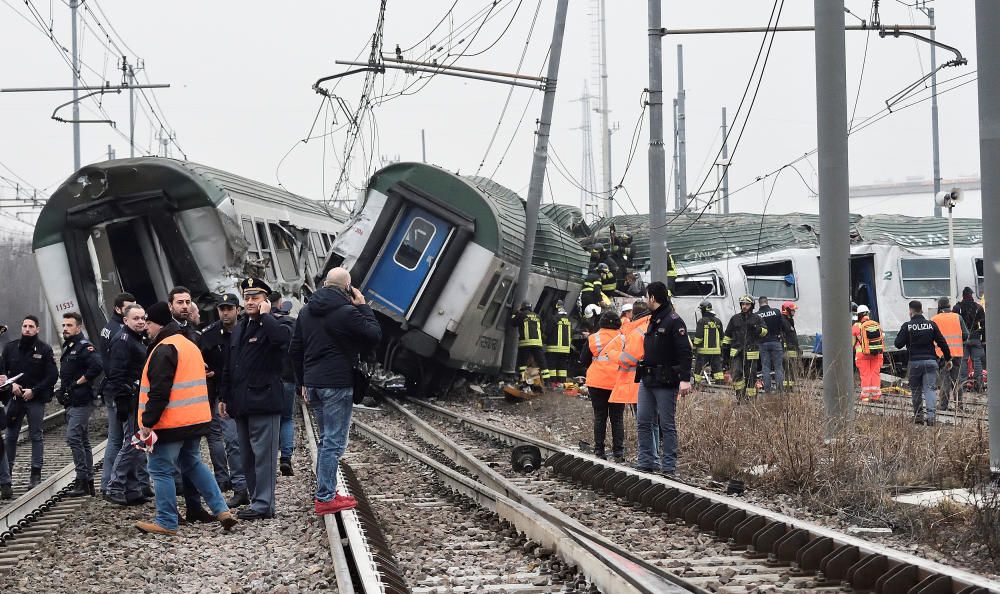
[32,157,346,334]
[326,162,590,393]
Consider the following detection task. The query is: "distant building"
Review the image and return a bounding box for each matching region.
[849,177,981,217]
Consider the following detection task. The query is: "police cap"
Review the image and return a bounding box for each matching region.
[240,276,272,296]
[217,293,241,308]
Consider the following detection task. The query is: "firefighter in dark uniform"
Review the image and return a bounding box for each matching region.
[58,311,104,497]
[581,268,605,310]
[590,243,607,268]
[780,302,800,389]
[543,301,572,386]
[722,295,767,402]
[692,301,724,385]
[666,249,678,293]
[598,263,617,296]
[511,302,551,384]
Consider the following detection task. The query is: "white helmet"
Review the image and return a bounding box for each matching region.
[584,304,602,319]
[856,304,870,315]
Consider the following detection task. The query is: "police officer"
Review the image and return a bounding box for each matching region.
[1,315,58,491]
[98,292,136,497]
[269,291,298,476]
[895,300,951,425]
[199,293,248,506]
[104,303,152,505]
[756,296,786,393]
[723,295,767,402]
[220,277,291,520]
[59,311,104,497]
[692,301,724,386]
[543,300,572,387]
[635,281,691,475]
[510,302,551,385]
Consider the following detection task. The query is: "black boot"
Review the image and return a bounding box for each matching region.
[28,469,42,489]
[279,458,294,477]
[87,479,96,497]
[66,479,88,497]
[0,483,12,500]
[227,489,250,507]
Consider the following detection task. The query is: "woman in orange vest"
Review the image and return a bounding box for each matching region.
[580,311,624,461]
[135,301,237,536]
[852,305,884,402]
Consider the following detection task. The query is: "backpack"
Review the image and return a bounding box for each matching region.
[859,319,884,354]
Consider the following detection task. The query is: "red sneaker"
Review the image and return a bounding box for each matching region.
[315,496,357,516]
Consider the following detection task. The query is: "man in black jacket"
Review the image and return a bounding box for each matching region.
[954,286,986,391]
[97,292,135,497]
[59,311,104,497]
[220,277,291,521]
[1,315,58,491]
[290,267,381,516]
[723,295,766,402]
[895,300,951,425]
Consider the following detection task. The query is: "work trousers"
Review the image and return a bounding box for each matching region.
[856,353,883,401]
[545,351,569,381]
[909,359,938,423]
[65,404,93,482]
[280,382,296,461]
[965,339,985,392]
[5,398,45,472]
[147,438,228,531]
[694,353,724,384]
[236,414,280,517]
[588,387,623,459]
[636,381,679,472]
[758,341,785,393]
[938,358,963,411]
[730,350,759,402]
[517,346,551,380]
[782,350,799,389]
[107,413,149,499]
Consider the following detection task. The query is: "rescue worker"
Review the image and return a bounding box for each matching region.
[723,295,766,402]
[97,292,136,498]
[582,304,603,334]
[610,301,651,463]
[590,243,607,268]
[895,300,951,425]
[692,301,724,386]
[852,305,885,402]
[597,262,617,296]
[666,249,678,293]
[932,297,968,411]
[510,302,551,384]
[198,294,248,506]
[954,286,986,392]
[58,312,103,497]
[104,304,152,506]
[623,271,646,297]
[543,300,572,387]
[0,315,57,492]
[580,311,624,461]
[220,277,291,520]
[635,282,691,475]
[580,268,604,310]
[756,296,786,393]
[619,302,633,326]
[780,302,800,389]
[135,301,236,535]
[269,291,298,476]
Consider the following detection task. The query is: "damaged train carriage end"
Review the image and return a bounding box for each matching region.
[325,162,589,396]
[32,157,346,334]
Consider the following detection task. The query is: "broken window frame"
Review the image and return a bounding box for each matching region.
[268,222,300,280]
[672,271,726,298]
[742,260,797,300]
[254,219,278,281]
[899,257,950,298]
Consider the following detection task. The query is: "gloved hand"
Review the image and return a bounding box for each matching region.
[114,395,131,424]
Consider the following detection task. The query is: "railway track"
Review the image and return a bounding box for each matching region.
[385,397,999,594]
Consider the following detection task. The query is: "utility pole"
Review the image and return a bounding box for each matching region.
[70,0,81,171]
[421,129,427,163]
[721,106,730,214]
[919,3,943,218]
[595,0,613,217]
[675,44,687,211]
[647,0,669,282]
[814,0,853,436]
[672,98,680,206]
[974,0,1000,483]
[503,0,570,372]
[573,82,599,221]
[107,144,115,160]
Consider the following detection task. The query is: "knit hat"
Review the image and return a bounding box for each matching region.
[963,286,975,297]
[145,301,173,326]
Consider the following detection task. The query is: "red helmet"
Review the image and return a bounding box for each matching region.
[781,301,797,314]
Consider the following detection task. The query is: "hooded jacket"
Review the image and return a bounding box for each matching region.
[289,286,382,389]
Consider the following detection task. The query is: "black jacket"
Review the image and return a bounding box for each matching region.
[97,313,125,369]
[59,335,104,407]
[756,306,784,344]
[198,320,235,400]
[781,314,800,352]
[142,322,209,442]
[723,311,765,354]
[640,303,692,386]
[220,313,292,416]
[894,314,950,362]
[954,297,986,342]
[0,337,58,404]
[104,326,147,413]
[271,309,298,384]
[289,286,381,389]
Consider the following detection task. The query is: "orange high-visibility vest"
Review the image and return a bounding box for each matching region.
[932,312,965,358]
[138,334,211,431]
[610,317,646,404]
[585,328,622,390]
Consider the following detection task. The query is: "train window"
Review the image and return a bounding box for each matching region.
[535,287,568,315]
[269,223,299,280]
[900,258,950,297]
[482,277,512,327]
[673,272,725,297]
[255,220,277,280]
[477,272,501,309]
[310,231,324,256]
[495,281,518,330]
[976,258,985,297]
[393,217,436,271]
[743,260,796,300]
[321,233,332,252]
[241,218,260,260]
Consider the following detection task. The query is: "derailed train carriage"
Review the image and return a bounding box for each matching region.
[32,157,346,333]
[324,162,590,394]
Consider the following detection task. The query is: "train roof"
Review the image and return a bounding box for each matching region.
[367,163,590,280]
[540,203,591,238]
[589,212,984,269]
[33,157,346,250]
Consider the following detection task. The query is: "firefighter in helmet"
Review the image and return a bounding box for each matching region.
[510,302,550,385]
[722,295,766,402]
[692,301,724,385]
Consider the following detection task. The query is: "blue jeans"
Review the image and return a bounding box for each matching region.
[147,438,229,530]
[909,359,938,422]
[101,403,124,493]
[311,387,353,502]
[636,381,679,472]
[280,382,296,460]
[758,341,785,392]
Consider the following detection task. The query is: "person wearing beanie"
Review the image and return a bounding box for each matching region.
[933,297,968,411]
[954,286,987,392]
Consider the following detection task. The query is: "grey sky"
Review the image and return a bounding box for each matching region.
[0,1,981,231]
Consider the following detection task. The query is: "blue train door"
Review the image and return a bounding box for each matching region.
[364,207,451,317]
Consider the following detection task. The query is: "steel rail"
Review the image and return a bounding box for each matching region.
[351,416,694,594]
[405,398,1000,594]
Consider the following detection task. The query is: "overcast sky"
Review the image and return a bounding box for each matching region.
[0,1,982,232]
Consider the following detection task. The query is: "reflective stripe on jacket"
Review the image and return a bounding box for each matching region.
[610,316,646,404]
[139,334,211,431]
[931,312,965,358]
[693,314,722,355]
[585,328,621,390]
[518,312,544,347]
[545,314,572,354]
